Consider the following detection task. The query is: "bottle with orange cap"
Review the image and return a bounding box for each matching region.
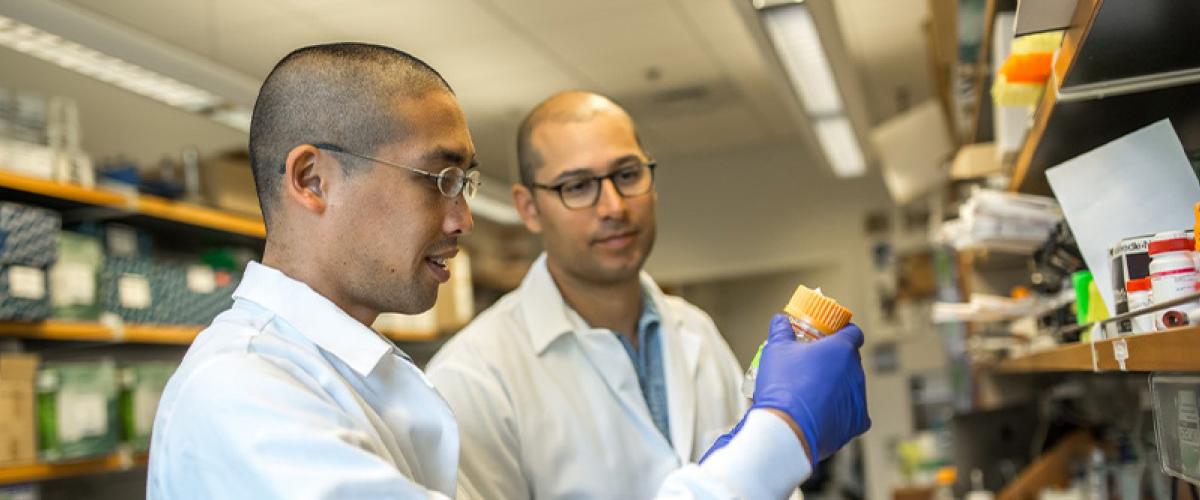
[741,285,853,399]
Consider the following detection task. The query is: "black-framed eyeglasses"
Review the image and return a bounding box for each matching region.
[311,143,480,200]
[531,161,657,210]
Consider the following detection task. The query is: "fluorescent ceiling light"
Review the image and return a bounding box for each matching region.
[814,116,866,177]
[209,108,253,133]
[0,14,250,130]
[762,4,843,116]
[760,3,867,178]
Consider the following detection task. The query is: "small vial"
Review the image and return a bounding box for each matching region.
[741,285,853,399]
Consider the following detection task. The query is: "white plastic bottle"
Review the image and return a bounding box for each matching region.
[741,286,852,399]
[1124,278,1154,334]
[1148,231,1200,331]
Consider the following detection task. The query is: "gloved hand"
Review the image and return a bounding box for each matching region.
[751,314,871,462]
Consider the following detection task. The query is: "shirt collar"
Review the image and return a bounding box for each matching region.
[232,261,393,377]
[519,253,680,355]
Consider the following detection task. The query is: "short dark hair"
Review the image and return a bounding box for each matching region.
[248,42,452,226]
[515,91,644,187]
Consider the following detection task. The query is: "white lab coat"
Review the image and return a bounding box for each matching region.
[427,254,750,499]
[147,261,810,499]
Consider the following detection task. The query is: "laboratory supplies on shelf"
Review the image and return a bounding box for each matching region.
[1148,231,1200,330]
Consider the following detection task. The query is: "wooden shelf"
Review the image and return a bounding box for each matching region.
[0,451,147,486]
[0,320,443,344]
[995,327,1200,373]
[0,321,201,344]
[1009,0,1200,195]
[0,170,265,242]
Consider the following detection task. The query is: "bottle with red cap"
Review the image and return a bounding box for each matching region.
[1148,231,1200,330]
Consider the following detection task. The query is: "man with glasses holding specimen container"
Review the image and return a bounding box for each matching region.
[429,91,757,499]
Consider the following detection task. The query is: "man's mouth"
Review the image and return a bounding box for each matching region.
[592,229,638,248]
[424,246,458,283]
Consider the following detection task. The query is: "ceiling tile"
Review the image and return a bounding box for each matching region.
[316,0,513,57]
[483,0,651,27]
[61,0,214,57]
[213,25,349,77]
[637,104,768,158]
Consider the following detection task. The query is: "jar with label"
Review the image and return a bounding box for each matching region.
[1148,231,1200,331]
[1125,278,1154,334]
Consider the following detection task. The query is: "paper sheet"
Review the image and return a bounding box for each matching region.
[1046,119,1200,315]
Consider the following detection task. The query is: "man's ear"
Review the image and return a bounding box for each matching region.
[511,184,543,234]
[282,144,329,216]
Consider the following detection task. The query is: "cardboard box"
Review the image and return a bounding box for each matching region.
[98,257,157,324]
[118,362,174,451]
[201,153,261,218]
[0,265,51,321]
[178,265,237,325]
[50,232,103,321]
[36,360,119,462]
[0,354,38,466]
[0,202,59,267]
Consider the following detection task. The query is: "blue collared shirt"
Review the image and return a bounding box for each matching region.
[615,293,671,444]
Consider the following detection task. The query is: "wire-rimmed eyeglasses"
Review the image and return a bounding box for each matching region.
[313,143,480,199]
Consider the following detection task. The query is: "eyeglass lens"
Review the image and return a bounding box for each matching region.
[560,164,652,208]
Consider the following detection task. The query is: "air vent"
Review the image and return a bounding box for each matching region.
[651,85,711,104]
[623,79,738,118]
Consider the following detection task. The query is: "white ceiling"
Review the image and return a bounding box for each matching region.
[4,0,934,282]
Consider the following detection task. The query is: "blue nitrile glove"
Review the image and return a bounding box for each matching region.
[752,314,871,462]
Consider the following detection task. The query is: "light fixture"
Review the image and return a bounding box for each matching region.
[813,116,866,177]
[760,2,867,177]
[0,12,253,132]
[208,107,254,133]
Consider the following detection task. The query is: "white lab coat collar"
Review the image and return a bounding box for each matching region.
[519,253,684,355]
[232,261,393,377]
[517,254,700,463]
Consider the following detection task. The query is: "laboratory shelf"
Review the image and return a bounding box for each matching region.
[1008,0,1200,195]
[0,320,200,344]
[995,327,1200,373]
[0,320,443,344]
[967,0,1018,143]
[0,169,265,246]
[0,451,147,486]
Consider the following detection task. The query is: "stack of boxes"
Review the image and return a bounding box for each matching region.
[0,202,60,321]
[65,222,238,327]
[0,355,176,464]
[97,256,238,326]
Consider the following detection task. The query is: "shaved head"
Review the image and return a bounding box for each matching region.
[515,90,642,186]
[248,42,452,227]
